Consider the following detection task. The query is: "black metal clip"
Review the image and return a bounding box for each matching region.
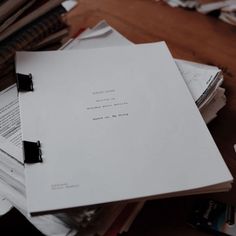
[23,140,42,164]
[16,73,34,92]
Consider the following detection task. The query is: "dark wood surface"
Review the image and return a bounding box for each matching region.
[1,0,236,235]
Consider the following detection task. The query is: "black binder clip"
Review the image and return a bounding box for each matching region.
[23,140,42,164]
[16,73,34,92]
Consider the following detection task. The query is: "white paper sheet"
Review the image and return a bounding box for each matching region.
[66,21,222,105]
[0,85,23,164]
[0,85,22,148]
[0,194,12,216]
[201,87,226,123]
[175,59,221,102]
[16,42,232,214]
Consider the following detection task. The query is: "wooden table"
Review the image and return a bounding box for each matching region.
[66,1,236,235]
[1,1,236,235]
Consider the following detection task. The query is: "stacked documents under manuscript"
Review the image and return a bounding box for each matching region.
[0,21,233,236]
[65,21,226,125]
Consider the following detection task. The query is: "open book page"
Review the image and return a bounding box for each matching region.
[17,42,232,214]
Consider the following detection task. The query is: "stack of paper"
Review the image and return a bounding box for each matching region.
[219,1,236,25]
[163,0,236,26]
[64,21,226,124]
[16,33,232,205]
[163,0,198,8]
[0,87,144,235]
[0,21,232,236]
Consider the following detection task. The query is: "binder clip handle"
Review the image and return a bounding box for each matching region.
[16,73,34,92]
[23,140,43,164]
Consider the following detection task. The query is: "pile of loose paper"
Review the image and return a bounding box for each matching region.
[163,0,236,26]
[162,0,198,8]
[0,21,230,236]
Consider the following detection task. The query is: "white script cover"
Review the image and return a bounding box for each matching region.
[16,42,232,214]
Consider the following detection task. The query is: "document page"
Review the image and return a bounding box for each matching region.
[0,194,12,216]
[0,85,23,163]
[65,21,225,124]
[0,85,21,147]
[175,59,221,102]
[66,21,222,104]
[16,42,232,214]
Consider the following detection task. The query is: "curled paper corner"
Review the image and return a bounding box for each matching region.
[0,196,12,216]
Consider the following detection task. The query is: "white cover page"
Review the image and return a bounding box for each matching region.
[16,42,232,214]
